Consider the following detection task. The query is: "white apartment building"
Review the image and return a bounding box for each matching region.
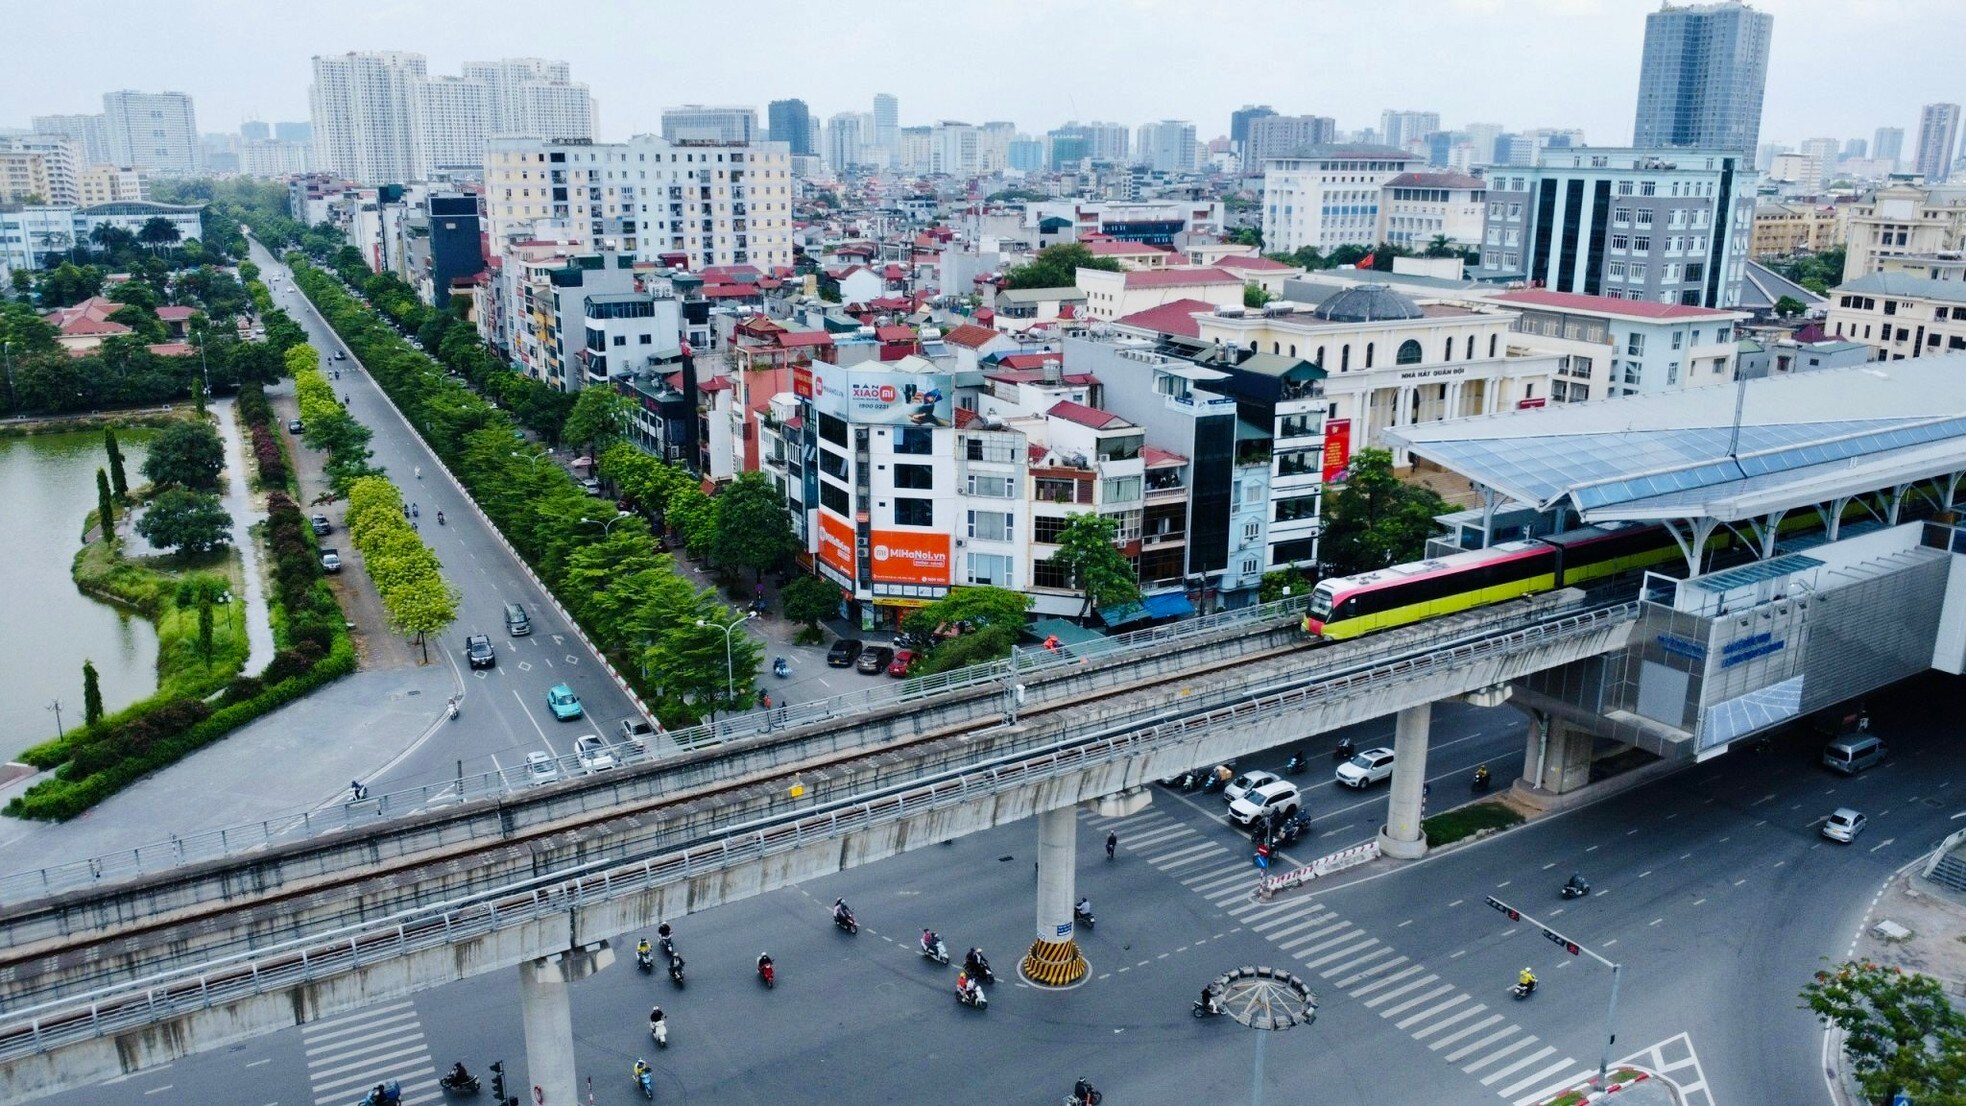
[310,51,427,184]
[661,105,757,145]
[460,58,595,137]
[483,136,794,272]
[1138,120,1199,173]
[1262,144,1422,252]
[101,90,199,174]
[413,77,491,177]
[238,140,311,178]
[931,122,980,177]
[1487,289,1746,399]
[0,137,79,205]
[1826,272,1966,360]
[1376,171,1486,251]
[824,114,864,173]
[898,127,933,173]
[1840,181,1966,282]
[31,114,109,166]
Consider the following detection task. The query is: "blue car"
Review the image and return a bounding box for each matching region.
[546,683,583,721]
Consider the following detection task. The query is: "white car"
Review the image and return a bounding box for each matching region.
[1224,769,1282,805]
[574,735,618,772]
[1822,807,1866,843]
[1228,781,1302,827]
[524,751,561,787]
[1336,747,1397,789]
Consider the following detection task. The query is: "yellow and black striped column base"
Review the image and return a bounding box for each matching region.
[1020,937,1088,987]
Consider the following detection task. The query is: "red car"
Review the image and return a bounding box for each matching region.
[886,649,916,678]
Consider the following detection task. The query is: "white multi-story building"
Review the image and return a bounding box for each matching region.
[102,90,199,174]
[31,114,109,166]
[1376,171,1486,251]
[460,57,595,138]
[824,113,863,173]
[413,76,490,178]
[1487,288,1747,400]
[931,122,979,177]
[898,127,933,173]
[310,51,427,184]
[77,164,146,205]
[482,135,794,271]
[1840,180,1966,281]
[661,105,757,145]
[978,121,1017,174]
[238,140,312,177]
[1139,120,1199,173]
[1380,110,1441,154]
[872,93,899,157]
[0,136,81,205]
[1261,144,1421,252]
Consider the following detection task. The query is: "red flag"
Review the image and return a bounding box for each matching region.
[1356,254,1375,270]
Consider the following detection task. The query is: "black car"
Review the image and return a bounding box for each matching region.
[855,645,895,675]
[465,633,496,668]
[288,418,304,432]
[309,514,331,535]
[826,639,863,667]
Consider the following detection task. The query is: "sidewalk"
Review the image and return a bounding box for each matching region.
[661,549,879,712]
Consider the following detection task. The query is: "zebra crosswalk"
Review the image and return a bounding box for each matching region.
[1087,807,1674,1106]
[301,1000,443,1106]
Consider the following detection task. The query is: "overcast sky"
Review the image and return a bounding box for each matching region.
[5,0,1960,150]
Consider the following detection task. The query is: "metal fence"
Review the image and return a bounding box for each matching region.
[0,598,1637,1058]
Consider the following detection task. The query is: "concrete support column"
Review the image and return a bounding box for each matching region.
[1022,806,1087,986]
[1523,715,1595,795]
[518,944,613,1105]
[1377,702,1432,860]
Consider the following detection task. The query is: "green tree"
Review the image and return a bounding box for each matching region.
[1318,446,1448,576]
[95,468,116,541]
[1003,243,1122,290]
[135,487,233,556]
[141,420,225,491]
[639,583,763,721]
[1244,283,1274,308]
[383,572,460,664]
[1044,513,1140,618]
[138,216,183,254]
[561,386,635,460]
[710,472,797,584]
[1259,566,1312,603]
[1802,960,1966,1105]
[104,427,128,499]
[900,585,1033,675]
[1227,227,1263,248]
[81,660,103,727]
[781,573,843,631]
[1774,295,1806,318]
[197,591,215,665]
[34,262,105,308]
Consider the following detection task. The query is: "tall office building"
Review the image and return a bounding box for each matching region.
[310,51,428,184]
[1914,104,1961,184]
[873,93,899,155]
[660,105,757,144]
[102,90,200,173]
[1630,0,1773,159]
[414,76,491,176]
[1476,146,1756,308]
[241,120,272,142]
[824,113,863,173]
[1379,110,1441,153]
[1873,126,1904,169]
[1842,137,1867,160]
[33,113,110,165]
[1230,105,1276,153]
[1139,120,1199,173]
[930,121,979,176]
[1244,115,1336,170]
[767,99,813,156]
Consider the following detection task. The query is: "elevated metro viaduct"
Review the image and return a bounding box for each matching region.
[11,361,1966,1101]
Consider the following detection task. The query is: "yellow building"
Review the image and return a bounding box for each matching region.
[1750,202,1843,258]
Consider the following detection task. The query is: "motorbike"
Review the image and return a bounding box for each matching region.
[773,656,790,678]
[919,934,950,965]
[1064,1088,1104,1106]
[447,698,459,721]
[438,1070,480,1095]
[1512,978,1537,1001]
[358,1082,403,1106]
[1178,769,1204,792]
[667,953,686,987]
[1472,766,1491,793]
[757,956,775,988]
[1275,813,1312,848]
[956,980,988,1009]
[650,1017,668,1049]
[1201,766,1233,794]
[436,511,445,526]
[1334,739,1357,761]
[1283,751,1307,775]
[834,909,858,935]
[635,1065,654,1100]
[1192,997,1224,1019]
[965,957,995,985]
[1560,878,1589,900]
[1074,900,1096,930]
[635,946,653,973]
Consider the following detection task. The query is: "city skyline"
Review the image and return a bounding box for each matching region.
[4,0,1961,155]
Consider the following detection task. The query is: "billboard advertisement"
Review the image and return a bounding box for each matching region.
[870,530,951,587]
[817,511,856,580]
[791,363,814,399]
[811,363,953,427]
[1321,418,1353,483]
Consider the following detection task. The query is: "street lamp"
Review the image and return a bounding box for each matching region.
[2,339,13,411]
[696,611,758,701]
[582,510,634,537]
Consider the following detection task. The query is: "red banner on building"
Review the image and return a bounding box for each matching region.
[791,363,815,399]
[1321,418,1353,483]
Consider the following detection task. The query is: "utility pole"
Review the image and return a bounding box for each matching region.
[46,698,65,739]
[1484,896,1624,1091]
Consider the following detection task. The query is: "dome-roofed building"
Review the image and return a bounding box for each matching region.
[1310,282,1424,324]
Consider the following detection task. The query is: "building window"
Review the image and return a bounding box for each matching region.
[1667,361,1680,385]
[1611,235,1629,251]
[967,510,1013,542]
[818,412,848,447]
[1614,206,1632,224]
[1616,180,1634,195]
[894,463,934,490]
[1635,208,1653,227]
[1033,514,1070,544]
[967,552,1013,587]
[1102,475,1143,502]
[1395,339,1422,365]
[819,481,849,514]
[1633,237,1651,252]
[1242,520,1260,543]
[1671,330,1683,350]
[967,473,1014,498]
[1364,343,1375,369]
[1340,345,1350,371]
[894,427,933,454]
[893,498,933,526]
[1032,560,1074,589]
[1626,332,1645,356]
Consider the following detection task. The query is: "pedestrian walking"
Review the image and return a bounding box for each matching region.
[1105,831,1117,861]
[349,780,367,801]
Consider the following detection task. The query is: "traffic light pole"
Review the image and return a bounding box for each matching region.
[1484,896,1624,1092]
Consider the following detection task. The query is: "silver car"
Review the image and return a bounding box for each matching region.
[1821,807,1866,843]
[524,751,561,787]
[574,735,618,772]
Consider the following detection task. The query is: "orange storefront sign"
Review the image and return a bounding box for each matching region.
[817,512,856,579]
[870,530,951,586]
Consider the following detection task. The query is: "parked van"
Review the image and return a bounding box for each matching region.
[504,603,532,636]
[1822,733,1885,776]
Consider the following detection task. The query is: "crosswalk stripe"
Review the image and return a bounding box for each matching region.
[302,1007,419,1045]
[305,1023,424,1059]
[1443,1025,1519,1062]
[1208,883,1258,905]
[1255,913,1333,940]
[1289,927,1361,958]
[1479,1044,1556,1085]
[317,1077,441,1106]
[1461,1034,1538,1071]
[311,1049,433,1095]
[1357,973,1440,1006]
[1298,937,1378,971]
[1147,842,1222,866]
[1229,900,1300,923]
[1417,1007,1495,1044]
[1128,826,1195,849]
[1377,982,1456,1019]
[1344,960,1421,993]
[307,1034,428,1072]
[1510,1065,1592,1105]
[1278,921,1351,951]
[1187,868,1249,893]
[304,1000,414,1028]
[1395,992,1470,1031]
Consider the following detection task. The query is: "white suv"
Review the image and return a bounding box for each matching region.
[1227,781,1301,827]
[1336,747,1397,789]
[574,735,618,772]
[1224,769,1281,805]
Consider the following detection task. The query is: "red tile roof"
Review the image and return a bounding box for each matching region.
[701,284,762,298]
[986,367,1099,385]
[155,305,198,322]
[875,326,915,342]
[942,323,1004,349]
[698,375,733,393]
[776,331,834,348]
[1112,298,1218,338]
[1213,255,1296,272]
[146,341,195,357]
[1047,400,1131,430]
[698,264,764,283]
[953,407,980,429]
[882,264,907,280]
[58,317,133,337]
[1142,446,1188,467]
[1085,239,1170,256]
[1489,288,1738,319]
[1123,267,1240,289]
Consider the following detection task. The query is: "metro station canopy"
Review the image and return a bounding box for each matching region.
[1386,357,1966,526]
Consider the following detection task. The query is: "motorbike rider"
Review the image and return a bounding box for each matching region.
[1518,967,1537,994]
[648,1005,665,1032]
[1474,763,1490,785]
[757,952,773,974]
[632,1058,652,1082]
[1073,1077,1100,1105]
[1075,895,1092,919]
[833,897,853,925]
[964,946,986,973]
[1200,984,1222,1015]
[447,1061,471,1086]
[636,937,652,964]
[921,928,940,955]
[436,509,445,525]
[1565,872,1587,894]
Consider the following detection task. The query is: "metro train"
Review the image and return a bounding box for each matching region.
[1302,521,1684,640]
